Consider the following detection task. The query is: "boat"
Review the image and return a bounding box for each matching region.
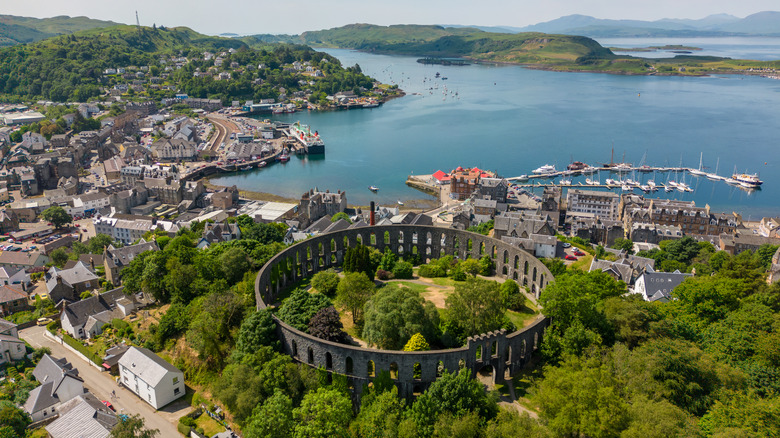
[272,107,284,114]
[278,153,289,162]
[363,102,379,108]
[636,165,653,172]
[239,165,253,171]
[605,178,618,186]
[640,185,652,193]
[258,161,267,168]
[625,178,639,186]
[559,179,572,186]
[725,177,739,185]
[621,184,633,192]
[582,166,599,174]
[532,164,556,175]
[732,172,763,188]
[567,161,589,171]
[289,122,325,153]
[516,174,529,181]
[585,178,599,185]
[665,185,674,192]
[706,158,723,180]
[647,180,656,188]
[689,152,706,176]
[397,200,404,206]
[368,186,379,192]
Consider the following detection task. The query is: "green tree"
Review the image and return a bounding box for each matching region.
[219,247,251,283]
[499,279,523,311]
[110,414,159,438]
[603,295,663,348]
[292,387,353,438]
[331,212,352,223]
[350,387,406,438]
[362,284,439,350]
[186,291,245,369]
[407,370,499,437]
[244,390,294,438]
[236,309,279,355]
[700,391,780,437]
[41,205,72,228]
[392,260,413,279]
[378,247,398,272]
[336,272,375,325]
[0,403,31,438]
[611,238,635,254]
[403,333,430,351]
[310,269,340,297]
[459,258,481,277]
[277,288,332,332]
[478,254,495,276]
[445,278,505,337]
[87,234,115,253]
[485,409,552,438]
[50,248,69,267]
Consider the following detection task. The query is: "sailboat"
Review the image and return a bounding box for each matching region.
[689,152,706,176]
[724,165,740,185]
[706,157,722,180]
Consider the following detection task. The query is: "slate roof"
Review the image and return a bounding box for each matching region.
[104,239,159,269]
[24,354,82,415]
[639,269,693,302]
[305,215,333,233]
[323,218,350,233]
[118,346,182,387]
[0,317,16,334]
[45,394,117,438]
[61,288,128,329]
[590,259,633,283]
[46,262,99,293]
[0,284,26,304]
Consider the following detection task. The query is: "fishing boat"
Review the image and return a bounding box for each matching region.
[278,153,289,162]
[258,161,267,168]
[689,152,706,176]
[397,200,404,206]
[368,186,379,192]
[532,164,556,175]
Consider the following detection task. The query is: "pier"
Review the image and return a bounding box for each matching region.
[506,166,691,181]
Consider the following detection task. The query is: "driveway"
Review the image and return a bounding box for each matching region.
[20,325,189,436]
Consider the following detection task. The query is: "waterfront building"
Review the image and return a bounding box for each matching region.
[450,167,483,201]
[299,189,347,222]
[566,189,620,221]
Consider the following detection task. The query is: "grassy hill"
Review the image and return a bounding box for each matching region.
[286,24,615,65]
[0,14,120,46]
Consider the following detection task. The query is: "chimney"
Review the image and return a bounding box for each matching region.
[370,201,375,226]
[56,275,62,285]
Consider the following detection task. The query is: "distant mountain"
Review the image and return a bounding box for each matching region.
[514,12,780,37]
[0,14,120,46]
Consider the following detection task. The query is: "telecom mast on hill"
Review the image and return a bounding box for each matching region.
[136,11,140,29]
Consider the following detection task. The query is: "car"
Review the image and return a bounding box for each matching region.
[562,242,571,248]
[564,255,577,261]
[573,250,586,257]
[83,228,88,232]
[36,317,53,326]
[101,400,115,411]
[74,224,80,227]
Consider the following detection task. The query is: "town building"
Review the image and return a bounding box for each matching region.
[299,189,347,222]
[103,239,159,286]
[0,284,29,316]
[719,233,780,255]
[0,250,47,271]
[44,394,117,438]
[0,318,25,364]
[759,217,780,238]
[60,288,138,339]
[118,347,185,409]
[23,354,84,422]
[45,262,100,304]
[566,189,620,221]
[632,268,693,302]
[449,167,482,201]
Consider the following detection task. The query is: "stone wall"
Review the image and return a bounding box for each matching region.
[254,225,553,399]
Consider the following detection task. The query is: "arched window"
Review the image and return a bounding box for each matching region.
[367,360,375,377]
[346,357,353,374]
[390,362,399,380]
[307,347,314,364]
[326,352,333,370]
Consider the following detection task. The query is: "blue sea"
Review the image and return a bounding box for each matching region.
[211,39,780,219]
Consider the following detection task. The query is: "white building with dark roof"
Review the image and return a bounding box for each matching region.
[23,354,84,422]
[118,346,185,409]
[632,267,693,302]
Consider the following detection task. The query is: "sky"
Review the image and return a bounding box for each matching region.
[3,0,779,35]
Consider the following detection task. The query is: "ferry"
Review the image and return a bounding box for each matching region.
[732,173,763,188]
[532,164,556,175]
[289,122,325,154]
[368,186,379,192]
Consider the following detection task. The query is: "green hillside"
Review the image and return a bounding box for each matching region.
[272,24,615,65]
[0,14,120,46]
[0,25,378,103]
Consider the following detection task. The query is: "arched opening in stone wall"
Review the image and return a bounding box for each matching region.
[326,352,333,370]
[505,346,512,365]
[390,362,399,380]
[331,254,337,264]
[356,234,363,245]
[412,245,418,255]
[524,260,529,275]
[533,267,537,282]
[491,341,498,358]
[467,238,473,253]
[370,233,376,245]
[440,248,445,258]
[513,272,518,280]
[398,245,404,255]
[367,360,375,377]
[480,241,485,255]
[413,384,423,396]
[318,242,324,255]
[384,231,390,244]
[292,340,298,358]
[540,274,545,288]
[502,266,507,276]
[426,232,433,245]
[307,347,314,364]
[523,278,528,287]
[344,236,350,248]
[306,246,312,260]
[454,236,459,252]
[522,340,527,357]
[476,345,483,361]
[534,332,539,349]
[532,284,537,296]
[437,361,445,378]
[514,255,519,270]
[426,246,432,256]
[331,239,336,252]
[413,362,422,380]
[491,245,496,259]
[346,357,353,375]
[458,359,466,369]
[399,231,405,244]
[478,364,495,383]
[503,250,509,265]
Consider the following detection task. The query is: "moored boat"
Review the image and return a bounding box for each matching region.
[732,172,763,188]
[369,186,379,192]
[532,164,556,175]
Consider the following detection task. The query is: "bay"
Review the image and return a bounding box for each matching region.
[211,45,780,219]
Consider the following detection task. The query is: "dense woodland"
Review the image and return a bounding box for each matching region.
[0,25,377,103]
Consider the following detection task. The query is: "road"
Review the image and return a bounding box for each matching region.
[20,326,188,436]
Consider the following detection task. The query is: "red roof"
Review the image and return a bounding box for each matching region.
[432,170,447,181]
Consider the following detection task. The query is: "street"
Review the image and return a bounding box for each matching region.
[20,325,189,436]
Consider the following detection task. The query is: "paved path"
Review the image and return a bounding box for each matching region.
[20,326,188,436]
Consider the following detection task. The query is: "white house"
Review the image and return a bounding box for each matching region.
[23,354,84,422]
[118,347,185,409]
[632,268,693,302]
[0,318,25,364]
[60,288,137,340]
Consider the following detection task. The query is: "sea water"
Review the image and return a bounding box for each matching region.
[211,42,780,218]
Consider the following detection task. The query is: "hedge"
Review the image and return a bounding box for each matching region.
[61,333,102,366]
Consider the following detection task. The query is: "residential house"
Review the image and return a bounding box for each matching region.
[60,288,137,339]
[118,347,185,409]
[0,318,25,364]
[768,247,780,285]
[719,233,780,255]
[299,189,347,222]
[198,223,241,248]
[45,262,100,304]
[149,138,197,161]
[0,266,29,287]
[23,354,84,422]
[0,250,46,271]
[759,217,780,238]
[101,344,130,375]
[103,240,159,286]
[45,394,117,438]
[0,284,30,316]
[632,268,693,302]
[0,210,20,234]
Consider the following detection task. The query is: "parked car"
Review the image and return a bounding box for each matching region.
[36,317,53,326]
[564,254,577,261]
[573,250,586,257]
[101,400,115,411]
[562,242,571,248]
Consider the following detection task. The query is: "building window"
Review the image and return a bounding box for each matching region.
[174,387,180,395]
